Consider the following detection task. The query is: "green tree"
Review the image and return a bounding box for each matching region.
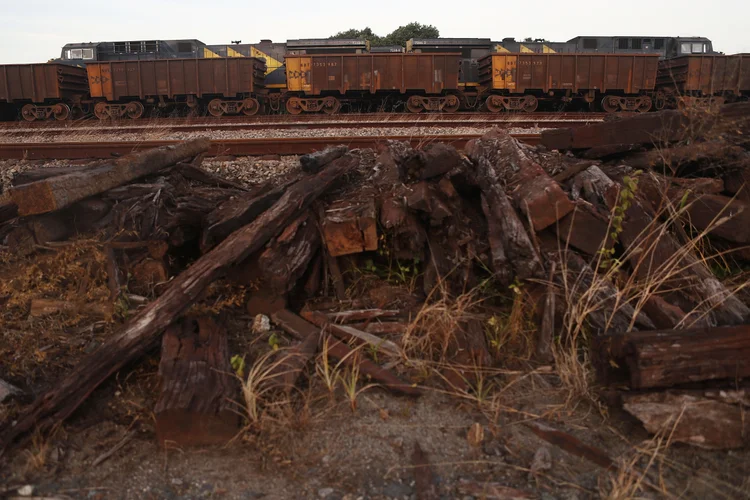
[382,22,440,46]
[329,22,440,47]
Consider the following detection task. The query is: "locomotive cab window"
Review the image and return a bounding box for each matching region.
[692,43,705,53]
[82,48,94,60]
[67,49,82,59]
[681,43,691,54]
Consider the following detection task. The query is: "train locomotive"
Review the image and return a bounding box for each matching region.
[0,34,747,121]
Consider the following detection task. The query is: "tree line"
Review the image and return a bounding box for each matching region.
[329,23,439,47]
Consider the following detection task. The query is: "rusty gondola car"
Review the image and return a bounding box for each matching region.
[0,64,89,121]
[656,54,750,109]
[86,57,266,119]
[478,53,660,112]
[282,53,461,114]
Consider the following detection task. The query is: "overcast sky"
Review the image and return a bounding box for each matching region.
[1,0,748,63]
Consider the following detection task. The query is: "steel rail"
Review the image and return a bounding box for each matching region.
[0,134,541,160]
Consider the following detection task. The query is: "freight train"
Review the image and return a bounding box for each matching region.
[0,35,746,121]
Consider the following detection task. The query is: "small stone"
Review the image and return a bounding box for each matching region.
[318,487,335,498]
[530,447,552,474]
[252,314,271,334]
[0,378,22,403]
[171,478,183,485]
[17,485,34,496]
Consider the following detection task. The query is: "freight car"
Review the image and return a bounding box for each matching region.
[283,53,461,114]
[85,57,266,119]
[477,53,659,112]
[656,54,750,109]
[0,63,89,121]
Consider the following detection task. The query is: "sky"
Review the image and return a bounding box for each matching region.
[1,0,748,63]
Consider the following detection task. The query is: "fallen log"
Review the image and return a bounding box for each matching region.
[9,138,211,216]
[300,145,348,174]
[154,316,239,446]
[0,154,356,449]
[272,310,420,396]
[592,324,750,389]
[200,181,287,252]
[622,391,750,449]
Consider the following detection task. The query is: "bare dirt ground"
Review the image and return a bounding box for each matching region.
[1,155,749,500]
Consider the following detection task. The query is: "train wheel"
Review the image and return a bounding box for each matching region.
[241,98,260,116]
[286,97,303,115]
[443,95,460,113]
[53,103,71,121]
[406,96,423,113]
[208,99,225,117]
[94,102,109,120]
[21,104,37,122]
[485,96,503,113]
[322,97,340,115]
[636,97,652,113]
[126,102,144,119]
[602,96,620,113]
[522,96,538,113]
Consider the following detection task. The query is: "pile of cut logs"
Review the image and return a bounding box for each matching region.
[1,102,750,451]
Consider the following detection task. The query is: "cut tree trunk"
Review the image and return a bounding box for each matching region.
[154,316,239,446]
[9,139,211,216]
[592,324,750,389]
[0,154,356,449]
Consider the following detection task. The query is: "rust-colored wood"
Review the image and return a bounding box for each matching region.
[8,139,211,216]
[592,325,750,389]
[155,316,239,446]
[0,155,355,449]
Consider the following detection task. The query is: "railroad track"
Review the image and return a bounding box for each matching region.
[0,133,541,160]
[0,112,605,135]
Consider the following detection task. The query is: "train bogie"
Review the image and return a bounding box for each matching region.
[0,64,89,121]
[478,53,659,112]
[86,58,266,119]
